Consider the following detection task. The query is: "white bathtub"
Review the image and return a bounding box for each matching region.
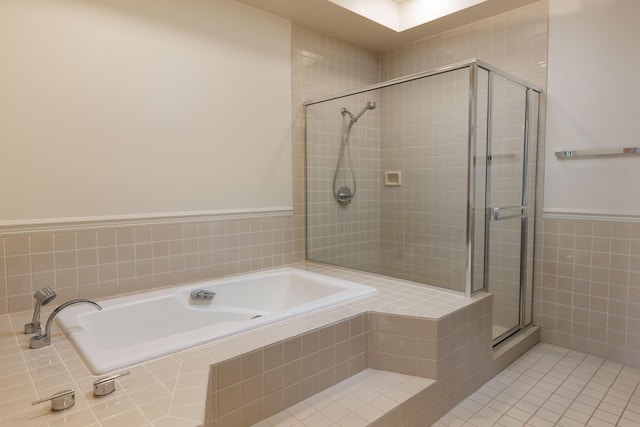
[56,267,376,374]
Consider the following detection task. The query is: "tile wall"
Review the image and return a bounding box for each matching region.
[204,285,540,427]
[378,2,549,87]
[538,220,640,367]
[373,0,640,368]
[203,295,493,427]
[378,68,469,290]
[296,27,382,273]
[377,0,549,335]
[306,94,382,272]
[0,217,303,315]
[206,313,369,426]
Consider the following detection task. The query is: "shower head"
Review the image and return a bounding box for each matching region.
[352,100,376,122]
[24,286,57,334]
[340,101,376,124]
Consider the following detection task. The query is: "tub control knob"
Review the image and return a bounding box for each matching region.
[93,371,130,397]
[32,389,75,411]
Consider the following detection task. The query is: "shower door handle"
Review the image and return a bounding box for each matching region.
[489,206,528,221]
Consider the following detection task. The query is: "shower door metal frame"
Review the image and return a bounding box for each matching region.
[304,59,542,301]
[477,67,540,345]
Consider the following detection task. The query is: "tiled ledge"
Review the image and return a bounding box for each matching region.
[256,369,437,427]
[0,262,488,427]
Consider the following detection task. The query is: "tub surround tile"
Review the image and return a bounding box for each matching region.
[258,369,436,427]
[0,213,302,317]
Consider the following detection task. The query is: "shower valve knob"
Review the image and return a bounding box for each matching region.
[336,187,353,203]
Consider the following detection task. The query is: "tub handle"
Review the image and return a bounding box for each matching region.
[32,389,75,411]
[94,371,130,397]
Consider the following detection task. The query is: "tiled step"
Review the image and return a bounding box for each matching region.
[253,369,436,427]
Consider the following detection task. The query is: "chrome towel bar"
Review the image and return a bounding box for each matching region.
[555,146,640,159]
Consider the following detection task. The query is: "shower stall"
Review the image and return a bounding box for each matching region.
[305,59,541,345]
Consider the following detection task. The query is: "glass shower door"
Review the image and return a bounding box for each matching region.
[485,75,537,344]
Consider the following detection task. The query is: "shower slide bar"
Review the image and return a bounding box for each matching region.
[555,146,640,159]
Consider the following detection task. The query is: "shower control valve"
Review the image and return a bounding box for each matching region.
[336,187,353,204]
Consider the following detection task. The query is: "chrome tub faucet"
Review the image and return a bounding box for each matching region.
[30,299,102,349]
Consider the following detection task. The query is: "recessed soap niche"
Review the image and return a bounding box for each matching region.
[384,171,402,186]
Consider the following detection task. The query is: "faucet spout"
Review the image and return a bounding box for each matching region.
[30,299,102,349]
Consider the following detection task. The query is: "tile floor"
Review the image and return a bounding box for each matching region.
[436,343,640,427]
[254,343,640,426]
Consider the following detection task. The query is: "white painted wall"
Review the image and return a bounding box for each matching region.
[545,0,640,218]
[0,0,292,225]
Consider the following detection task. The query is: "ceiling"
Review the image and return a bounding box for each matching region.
[236,0,539,52]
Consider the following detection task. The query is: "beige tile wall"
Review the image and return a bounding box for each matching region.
[378,67,469,291]
[379,2,549,87]
[537,220,640,367]
[296,26,382,273]
[305,0,548,293]
[368,299,496,423]
[205,313,369,426]
[0,216,303,314]
[306,94,382,272]
[205,291,541,427]
[377,0,548,330]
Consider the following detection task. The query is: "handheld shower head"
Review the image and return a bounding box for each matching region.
[24,286,57,334]
[352,100,377,123]
[340,101,376,124]
[35,286,57,306]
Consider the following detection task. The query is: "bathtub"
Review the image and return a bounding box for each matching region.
[56,267,377,374]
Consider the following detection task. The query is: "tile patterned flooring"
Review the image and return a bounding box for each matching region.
[254,343,640,426]
[436,343,640,427]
